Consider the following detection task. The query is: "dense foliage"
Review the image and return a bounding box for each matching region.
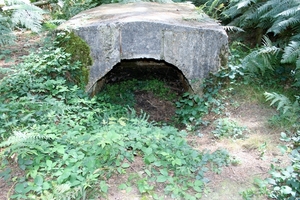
[0,0,299,199]
[0,37,231,199]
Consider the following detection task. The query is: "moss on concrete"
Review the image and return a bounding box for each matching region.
[59,31,92,88]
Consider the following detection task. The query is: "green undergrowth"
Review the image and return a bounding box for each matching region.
[175,75,225,131]
[0,39,231,199]
[224,41,300,200]
[98,78,177,107]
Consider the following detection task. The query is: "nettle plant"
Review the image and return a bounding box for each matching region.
[0,38,231,199]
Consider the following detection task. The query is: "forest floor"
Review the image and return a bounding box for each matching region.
[0,32,290,200]
[101,87,289,200]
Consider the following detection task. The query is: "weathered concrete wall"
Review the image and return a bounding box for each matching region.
[59,2,228,94]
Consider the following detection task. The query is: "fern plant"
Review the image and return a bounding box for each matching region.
[0,14,15,46]
[222,0,300,87]
[241,36,281,76]
[197,0,228,19]
[0,0,45,46]
[265,92,300,130]
[281,39,300,86]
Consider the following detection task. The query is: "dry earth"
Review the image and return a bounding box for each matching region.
[0,32,290,200]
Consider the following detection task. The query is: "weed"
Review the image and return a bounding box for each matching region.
[266,131,300,199]
[0,49,13,62]
[258,142,267,160]
[175,75,225,130]
[241,188,256,200]
[230,156,241,166]
[212,118,247,140]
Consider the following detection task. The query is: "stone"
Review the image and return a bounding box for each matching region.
[58,2,228,94]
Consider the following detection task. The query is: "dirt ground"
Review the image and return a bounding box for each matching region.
[0,32,290,200]
[100,97,289,200]
[0,31,41,79]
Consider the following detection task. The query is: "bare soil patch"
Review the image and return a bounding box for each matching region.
[134,90,176,123]
[0,31,41,66]
[191,100,289,200]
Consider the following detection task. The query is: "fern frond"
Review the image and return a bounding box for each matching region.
[261,35,273,47]
[242,2,265,23]
[282,41,300,64]
[222,1,244,19]
[236,0,256,10]
[242,42,280,75]
[222,26,244,32]
[0,14,15,46]
[2,0,45,33]
[257,0,283,16]
[11,4,45,32]
[277,5,300,17]
[268,14,300,35]
[260,1,291,20]
[264,92,292,114]
[0,130,56,148]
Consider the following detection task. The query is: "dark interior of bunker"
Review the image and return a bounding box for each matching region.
[97,59,190,123]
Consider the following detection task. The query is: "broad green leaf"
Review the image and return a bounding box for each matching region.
[34,175,43,186]
[42,182,51,190]
[194,180,203,187]
[15,183,27,194]
[118,183,127,190]
[281,186,293,194]
[156,175,168,183]
[100,181,108,193]
[46,160,53,168]
[121,163,130,168]
[144,154,156,164]
[159,168,168,176]
[145,169,152,177]
[142,147,153,155]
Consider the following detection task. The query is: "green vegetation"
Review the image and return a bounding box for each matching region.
[212,118,247,140]
[175,76,224,130]
[99,78,177,107]
[0,0,299,199]
[0,37,231,199]
[0,0,45,45]
[56,31,93,87]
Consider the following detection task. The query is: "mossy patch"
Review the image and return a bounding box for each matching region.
[58,31,93,88]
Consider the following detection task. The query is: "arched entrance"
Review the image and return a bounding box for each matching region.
[92,58,190,95]
[93,59,190,122]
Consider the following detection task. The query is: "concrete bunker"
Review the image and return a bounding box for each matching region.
[58,2,229,95]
